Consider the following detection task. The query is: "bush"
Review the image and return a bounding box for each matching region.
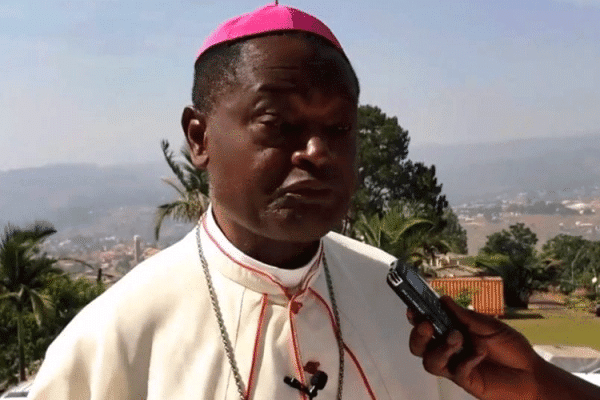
[454,289,474,308]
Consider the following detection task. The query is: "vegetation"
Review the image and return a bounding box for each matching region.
[476,223,539,308]
[0,222,60,382]
[350,106,467,264]
[0,223,105,389]
[540,234,600,295]
[154,140,209,240]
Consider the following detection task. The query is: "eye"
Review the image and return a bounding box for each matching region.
[258,114,281,129]
[259,115,302,136]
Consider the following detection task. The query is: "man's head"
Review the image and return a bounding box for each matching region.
[182,5,360,265]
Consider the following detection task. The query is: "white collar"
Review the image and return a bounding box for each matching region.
[202,206,322,289]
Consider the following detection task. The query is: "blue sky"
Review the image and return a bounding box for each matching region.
[1,0,599,170]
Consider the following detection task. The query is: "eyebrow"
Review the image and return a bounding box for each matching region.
[254,82,298,93]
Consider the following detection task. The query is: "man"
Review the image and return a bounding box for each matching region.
[28,3,600,400]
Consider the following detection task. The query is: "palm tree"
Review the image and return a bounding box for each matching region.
[353,206,435,264]
[0,222,60,381]
[154,140,210,240]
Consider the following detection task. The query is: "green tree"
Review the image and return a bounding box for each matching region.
[0,274,105,389]
[439,208,468,255]
[354,203,434,264]
[541,235,600,294]
[351,105,466,257]
[0,222,60,381]
[354,105,449,219]
[154,140,209,240]
[478,223,538,308]
[354,200,458,275]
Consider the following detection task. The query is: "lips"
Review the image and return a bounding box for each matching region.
[277,180,337,205]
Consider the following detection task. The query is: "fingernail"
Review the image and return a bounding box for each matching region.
[417,323,429,336]
[447,330,462,345]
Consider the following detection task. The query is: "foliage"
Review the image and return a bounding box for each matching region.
[0,274,105,389]
[353,203,435,265]
[563,295,596,312]
[480,223,537,265]
[439,208,468,255]
[478,223,539,308]
[351,105,467,259]
[454,289,475,308]
[154,140,209,240]
[0,222,60,382]
[541,234,600,294]
[354,105,449,220]
[434,287,475,308]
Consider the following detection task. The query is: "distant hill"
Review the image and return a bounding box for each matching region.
[0,162,191,243]
[410,133,600,204]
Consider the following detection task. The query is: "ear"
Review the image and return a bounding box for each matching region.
[182,106,209,169]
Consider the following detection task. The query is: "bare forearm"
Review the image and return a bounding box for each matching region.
[535,358,600,400]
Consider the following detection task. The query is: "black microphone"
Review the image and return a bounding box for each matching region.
[284,371,328,399]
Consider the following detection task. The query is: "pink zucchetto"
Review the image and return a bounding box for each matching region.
[197,2,344,60]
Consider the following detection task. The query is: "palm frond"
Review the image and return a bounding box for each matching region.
[161,140,188,189]
[27,288,54,326]
[155,140,209,240]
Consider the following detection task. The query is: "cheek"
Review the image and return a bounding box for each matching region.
[250,149,291,191]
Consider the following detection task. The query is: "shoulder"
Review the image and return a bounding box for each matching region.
[321,231,398,312]
[45,229,203,354]
[95,229,201,314]
[323,231,395,273]
[29,229,205,398]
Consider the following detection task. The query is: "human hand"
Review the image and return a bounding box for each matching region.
[407,296,543,400]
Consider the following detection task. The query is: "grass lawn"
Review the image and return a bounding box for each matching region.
[503,308,600,351]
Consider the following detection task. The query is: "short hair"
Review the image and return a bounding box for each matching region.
[191,32,360,116]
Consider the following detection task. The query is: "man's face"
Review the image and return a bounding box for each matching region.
[192,34,358,247]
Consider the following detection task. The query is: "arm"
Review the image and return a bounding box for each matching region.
[408,296,600,400]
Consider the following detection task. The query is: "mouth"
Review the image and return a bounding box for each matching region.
[276,181,338,206]
[283,188,335,204]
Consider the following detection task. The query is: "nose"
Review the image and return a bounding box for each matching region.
[291,134,332,168]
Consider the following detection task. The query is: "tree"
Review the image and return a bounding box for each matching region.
[354,105,449,219]
[439,208,468,255]
[0,222,60,381]
[154,140,209,240]
[0,274,105,390]
[478,223,538,308]
[354,203,434,264]
[351,105,466,257]
[354,200,458,275]
[541,235,600,294]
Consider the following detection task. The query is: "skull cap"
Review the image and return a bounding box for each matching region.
[197,3,344,60]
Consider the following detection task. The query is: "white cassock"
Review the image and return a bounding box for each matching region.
[28,210,474,400]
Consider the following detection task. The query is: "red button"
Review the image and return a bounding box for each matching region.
[290,301,303,314]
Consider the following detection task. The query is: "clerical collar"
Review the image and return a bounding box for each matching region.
[204,206,321,288]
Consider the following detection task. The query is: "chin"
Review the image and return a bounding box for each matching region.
[268,211,343,242]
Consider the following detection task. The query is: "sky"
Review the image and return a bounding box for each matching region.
[1,0,599,171]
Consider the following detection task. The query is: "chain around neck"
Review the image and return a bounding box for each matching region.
[195,223,344,399]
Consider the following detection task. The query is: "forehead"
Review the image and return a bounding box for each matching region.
[233,34,358,102]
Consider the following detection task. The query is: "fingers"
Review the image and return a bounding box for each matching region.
[421,330,464,379]
[409,320,434,357]
[453,350,487,385]
[406,307,416,326]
